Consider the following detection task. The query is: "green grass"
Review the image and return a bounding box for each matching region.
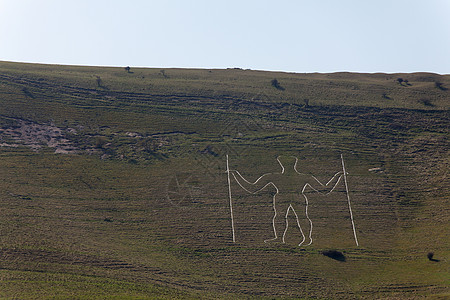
[0,61,448,298]
[0,270,197,299]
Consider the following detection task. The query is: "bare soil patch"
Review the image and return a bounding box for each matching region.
[0,118,78,154]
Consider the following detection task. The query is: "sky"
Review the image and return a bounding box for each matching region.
[0,0,449,74]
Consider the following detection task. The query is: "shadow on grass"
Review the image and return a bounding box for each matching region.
[427,252,440,262]
[321,250,346,262]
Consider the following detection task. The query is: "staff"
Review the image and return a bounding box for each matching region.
[341,154,359,246]
[226,155,236,243]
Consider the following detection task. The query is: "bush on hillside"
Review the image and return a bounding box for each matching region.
[95,76,103,87]
[418,99,434,107]
[160,70,168,78]
[427,252,439,262]
[22,87,35,99]
[271,78,285,91]
[321,250,346,262]
[435,82,448,91]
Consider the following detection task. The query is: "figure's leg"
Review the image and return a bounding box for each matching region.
[294,195,313,246]
[265,201,288,243]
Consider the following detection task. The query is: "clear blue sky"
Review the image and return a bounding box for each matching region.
[1,0,449,74]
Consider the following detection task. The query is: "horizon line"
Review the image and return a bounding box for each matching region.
[1,59,448,76]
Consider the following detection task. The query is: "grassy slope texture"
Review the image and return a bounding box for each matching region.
[0,61,448,299]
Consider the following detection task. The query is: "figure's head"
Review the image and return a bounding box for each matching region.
[276,156,298,172]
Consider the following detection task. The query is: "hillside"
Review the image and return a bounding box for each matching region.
[0,61,448,299]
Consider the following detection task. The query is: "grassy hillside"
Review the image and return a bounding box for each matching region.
[0,61,448,299]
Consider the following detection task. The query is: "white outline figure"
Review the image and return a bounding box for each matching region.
[228,155,345,246]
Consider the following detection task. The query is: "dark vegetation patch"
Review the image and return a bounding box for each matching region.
[396,78,412,86]
[434,81,447,91]
[427,252,439,262]
[418,99,434,107]
[321,250,346,261]
[159,69,169,78]
[382,93,392,100]
[271,78,285,90]
[22,87,35,99]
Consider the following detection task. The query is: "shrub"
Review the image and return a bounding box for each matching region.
[397,78,404,85]
[94,136,107,148]
[382,93,391,100]
[435,82,448,91]
[418,99,434,107]
[95,76,103,87]
[427,252,439,261]
[128,158,138,164]
[125,66,131,73]
[271,78,285,91]
[22,87,35,99]
[160,70,168,78]
[321,250,346,261]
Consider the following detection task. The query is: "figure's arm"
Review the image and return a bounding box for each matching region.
[304,171,344,194]
[229,170,273,194]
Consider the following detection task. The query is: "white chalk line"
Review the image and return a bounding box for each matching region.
[166,174,195,207]
[226,155,236,243]
[283,204,312,246]
[341,154,359,247]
